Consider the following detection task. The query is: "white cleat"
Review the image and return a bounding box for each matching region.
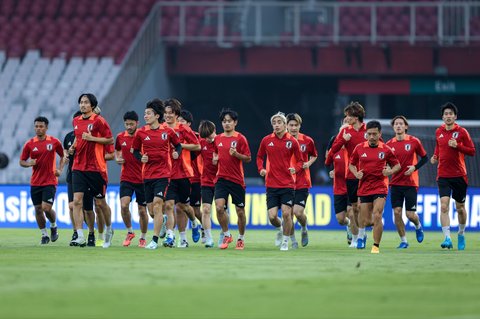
[177,239,189,248]
[280,241,289,251]
[145,240,159,250]
[103,228,114,248]
[275,230,283,247]
[349,239,357,248]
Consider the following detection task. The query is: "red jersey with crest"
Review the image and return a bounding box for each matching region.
[190,131,201,184]
[350,141,399,196]
[21,135,63,186]
[328,123,367,179]
[434,123,475,182]
[257,132,303,189]
[325,147,348,195]
[72,113,113,181]
[132,124,180,180]
[294,133,318,189]
[214,131,251,187]
[386,134,427,188]
[115,131,143,184]
[199,138,218,187]
[169,123,199,180]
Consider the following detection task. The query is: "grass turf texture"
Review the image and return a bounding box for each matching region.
[1,229,479,319]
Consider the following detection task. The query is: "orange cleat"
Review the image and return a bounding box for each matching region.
[123,232,136,247]
[138,238,146,248]
[219,235,233,249]
[235,239,244,250]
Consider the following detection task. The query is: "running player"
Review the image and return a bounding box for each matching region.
[257,112,303,251]
[430,103,475,250]
[286,113,318,248]
[20,116,65,244]
[215,108,251,250]
[115,111,149,247]
[386,115,428,249]
[349,120,400,254]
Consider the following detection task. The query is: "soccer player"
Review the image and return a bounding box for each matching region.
[215,108,251,250]
[162,99,201,248]
[327,102,367,246]
[325,118,357,247]
[132,99,181,250]
[386,115,428,249]
[70,93,115,248]
[286,113,318,248]
[115,111,149,248]
[198,120,219,248]
[20,116,65,244]
[430,103,475,250]
[178,109,205,242]
[257,112,303,251]
[349,120,400,254]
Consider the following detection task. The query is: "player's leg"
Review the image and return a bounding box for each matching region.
[31,186,48,244]
[452,177,468,250]
[71,171,88,246]
[215,179,232,249]
[231,182,246,250]
[371,195,386,253]
[201,186,215,247]
[280,203,293,251]
[334,194,351,246]
[41,188,58,242]
[391,186,408,248]
[292,189,308,248]
[135,184,148,247]
[357,197,373,249]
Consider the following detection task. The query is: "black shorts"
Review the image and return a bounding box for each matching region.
[334,194,348,214]
[346,179,359,204]
[120,181,147,206]
[359,194,387,203]
[437,177,468,203]
[390,185,417,211]
[67,182,94,211]
[266,187,294,210]
[214,178,245,207]
[294,188,309,207]
[190,182,201,207]
[201,186,215,205]
[144,178,169,204]
[72,170,107,199]
[30,185,56,206]
[165,178,191,204]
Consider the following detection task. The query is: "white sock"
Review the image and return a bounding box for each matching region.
[77,230,85,239]
[205,229,212,239]
[458,224,466,235]
[400,236,407,243]
[238,234,244,240]
[352,234,358,242]
[282,235,289,242]
[50,222,57,228]
[224,231,231,237]
[106,225,112,233]
[358,228,366,238]
[127,227,133,233]
[180,231,186,241]
[442,226,451,239]
[40,228,48,236]
[141,233,146,239]
[345,217,350,226]
[290,235,297,242]
[167,229,174,238]
[98,232,104,240]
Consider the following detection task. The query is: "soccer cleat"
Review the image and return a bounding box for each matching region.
[301,230,309,247]
[205,238,214,248]
[69,232,78,246]
[201,228,206,244]
[219,235,233,249]
[71,237,87,247]
[163,236,175,248]
[123,232,135,247]
[275,230,283,247]
[235,239,245,250]
[192,224,201,243]
[371,245,380,254]
[458,234,465,251]
[280,241,289,251]
[40,236,50,245]
[50,227,59,242]
[291,241,299,250]
[357,237,365,249]
[145,240,159,250]
[397,242,409,249]
[218,232,225,247]
[440,237,453,249]
[178,239,189,248]
[159,215,168,238]
[138,238,147,248]
[96,239,104,247]
[415,228,424,243]
[103,228,114,248]
[349,239,357,248]
[87,232,96,247]
[346,226,352,245]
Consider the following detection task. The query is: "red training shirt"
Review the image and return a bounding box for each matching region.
[293,133,318,190]
[169,123,199,180]
[214,131,251,188]
[325,147,348,195]
[199,138,218,187]
[115,131,143,184]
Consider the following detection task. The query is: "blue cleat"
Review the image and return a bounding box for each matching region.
[397,242,409,249]
[163,235,175,248]
[192,224,201,243]
[440,237,453,249]
[415,228,424,243]
[458,234,465,251]
[357,237,365,249]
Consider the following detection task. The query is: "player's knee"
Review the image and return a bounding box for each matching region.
[405,211,416,220]
[440,203,449,213]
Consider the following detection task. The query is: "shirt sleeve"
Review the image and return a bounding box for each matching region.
[132,132,142,151]
[55,139,64,157]
[239,135,251,157]
[386,147,400,167]
[97,117,113,138]
[105,143,115,153]
[456,128,476,156]
[308,137,318,158]
[415,137,427,157]
[256,138,266,173]
[329,129,347,155]
[291,138,304,172]
[350,145,359,166]
[115,134,121,151]
[20,141,31,161]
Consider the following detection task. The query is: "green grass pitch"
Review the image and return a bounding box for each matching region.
[1,229,479,319]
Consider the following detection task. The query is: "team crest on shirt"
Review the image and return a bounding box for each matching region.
[286,141,292,149]
[87,124,93,131]
[452,132,459,139]
[300,144,306,152]
[161,132,168,140]
[378,152,385,159]
[46,144,53,151]
[231,141,237,148]
[405,144,411,151]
